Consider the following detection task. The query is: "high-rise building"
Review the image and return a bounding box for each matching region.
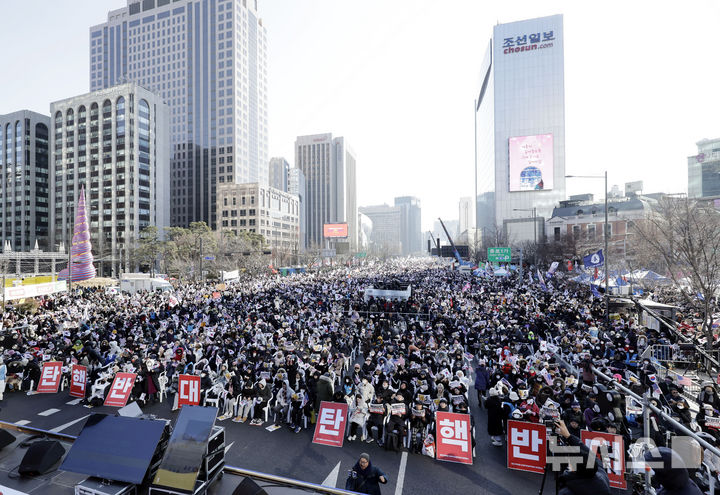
[50,83,170,277]
[217,182,299,253]
[359,204,402,256]
[458,197,475,235]
[295,133,357,251]
[688,138,720,199]
[269,157,289,192]
[475,14,565,244]
[91,0,268,228]
[394,196,421,255]
[288,167,306,251]
[0,111,50,251]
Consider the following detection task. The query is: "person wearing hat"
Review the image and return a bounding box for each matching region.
[555,419,611,495]
[250,378,271,426]
[345,453,387,495]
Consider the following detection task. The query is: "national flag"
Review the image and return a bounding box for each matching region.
[583,249,605,268]
[591,284,601,298]
[676,376,692,387]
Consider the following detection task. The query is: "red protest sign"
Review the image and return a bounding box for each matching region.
[312,401,348,447]
[69,364,88,398]
[104,372,137,407]
[507,420,546,474]
[581,430,626,489]
[178,374,201,407]
[37,361,63,393]
[435,411,473,465]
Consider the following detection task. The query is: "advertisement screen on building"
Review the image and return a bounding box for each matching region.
[323,223,348,238]
[509,134,554,192]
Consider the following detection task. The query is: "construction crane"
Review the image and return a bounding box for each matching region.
[437,218,474,268]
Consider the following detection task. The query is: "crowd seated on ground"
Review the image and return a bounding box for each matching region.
[0,257,719,492]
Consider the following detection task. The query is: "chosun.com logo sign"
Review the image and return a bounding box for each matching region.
[502,31,556,55]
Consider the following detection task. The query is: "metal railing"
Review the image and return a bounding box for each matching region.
[0,421,360,495]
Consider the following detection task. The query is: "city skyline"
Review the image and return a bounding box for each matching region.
[1,1,719,232]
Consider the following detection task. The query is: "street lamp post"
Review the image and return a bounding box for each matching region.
[566,172,610,331]
[473,99,478,263]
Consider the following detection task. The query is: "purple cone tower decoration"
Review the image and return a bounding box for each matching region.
[58,185,96,282]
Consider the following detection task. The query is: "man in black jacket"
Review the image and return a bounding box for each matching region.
[345,453,387,495]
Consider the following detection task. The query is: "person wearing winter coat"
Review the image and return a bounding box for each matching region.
[359,377,374,404]
[485,388,505,446]
[348,394,369,441]
[315,372,334,410]
[250,379,271,425]
[345,453,387,495]
[474,361,490,407]
[555,420,611,495]
[644,446,703,495]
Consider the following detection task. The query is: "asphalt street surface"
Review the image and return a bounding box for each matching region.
[0,385,556,495]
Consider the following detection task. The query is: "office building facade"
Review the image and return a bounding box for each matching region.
[359,204,402,256]
[217,182,299,252]
[394,196,421,255]
[91,0,268,228]
[295,133,357,251]
[288,167,306,251]
[50,83,170,277]
[688,138,720,199]
[269,157,289,192]
[0,111,51,251]
[476,14,566,244]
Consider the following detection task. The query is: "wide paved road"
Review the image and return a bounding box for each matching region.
[0,387,554,494]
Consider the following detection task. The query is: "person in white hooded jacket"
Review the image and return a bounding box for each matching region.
[359,377,374,405]
[348,394,369,441]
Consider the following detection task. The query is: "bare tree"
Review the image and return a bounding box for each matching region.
[633,197,720,348]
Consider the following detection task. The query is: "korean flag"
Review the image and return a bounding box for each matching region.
[583,249,604,268]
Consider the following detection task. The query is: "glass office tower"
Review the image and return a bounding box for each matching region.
[476,14,566,244]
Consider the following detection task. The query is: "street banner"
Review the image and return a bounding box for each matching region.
[435,411,473,465]
[104,372,137,407]
[507,420,546,474]
[581,430,626,489]
[37,361,63,393]
[312,401,348,447]
[69,364,88,398]
[178,374,201,407]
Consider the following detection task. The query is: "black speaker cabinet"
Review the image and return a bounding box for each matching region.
[0,429,16,449]
[19,440,66,475]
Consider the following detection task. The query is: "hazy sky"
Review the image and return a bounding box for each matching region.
[2,1,719,231]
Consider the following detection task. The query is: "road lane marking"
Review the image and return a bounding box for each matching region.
[321,461,341,487]
[38,408,61,417]
[50,414,91,433]
[225,442,235,454]
[14,420,31,426]
[395,451,407,495]
[66,399,82,405]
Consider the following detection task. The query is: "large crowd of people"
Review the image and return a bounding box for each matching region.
[0,257,716,493]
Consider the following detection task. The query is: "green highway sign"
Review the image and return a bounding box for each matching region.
[487,247,511,262]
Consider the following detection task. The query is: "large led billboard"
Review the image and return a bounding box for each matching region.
[508,134,554,192]
[323,223,348,238]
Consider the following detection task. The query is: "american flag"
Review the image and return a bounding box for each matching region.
[676,375,692,387]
